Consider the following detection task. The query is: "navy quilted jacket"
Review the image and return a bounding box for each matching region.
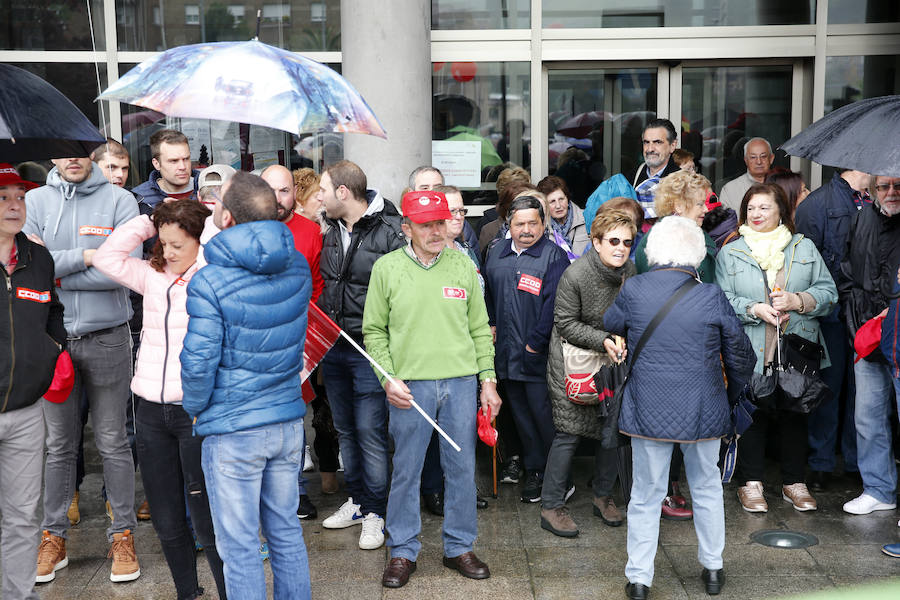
[603,267,755,442]
[181,220,312,436]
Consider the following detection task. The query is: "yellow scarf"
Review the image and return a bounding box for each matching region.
[738,224,793,288]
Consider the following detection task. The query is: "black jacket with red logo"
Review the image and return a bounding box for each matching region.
[0,232,66,413]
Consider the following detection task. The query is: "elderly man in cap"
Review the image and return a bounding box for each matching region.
[363,190,502,589]
[0,164,67,599]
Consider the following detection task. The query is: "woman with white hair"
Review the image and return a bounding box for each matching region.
[604,217,756,600]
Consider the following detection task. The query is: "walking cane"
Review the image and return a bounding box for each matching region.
[491,418,498,498]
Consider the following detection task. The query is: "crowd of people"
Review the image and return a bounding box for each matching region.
[0,117,898,600]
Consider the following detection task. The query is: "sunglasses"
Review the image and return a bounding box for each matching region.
[875,183,900,193]
[603,237,634,248]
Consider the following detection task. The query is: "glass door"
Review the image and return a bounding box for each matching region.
[547,67,659,206]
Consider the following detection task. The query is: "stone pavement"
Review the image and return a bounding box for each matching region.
[7,431,900,599]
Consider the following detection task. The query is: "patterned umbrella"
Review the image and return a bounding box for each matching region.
[780,95,900,177]
[99,40,386,138]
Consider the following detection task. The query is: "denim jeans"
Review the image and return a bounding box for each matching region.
[626,438,724,587]
[321,341,389,516]
[542,432,618,509]
[42,324,136,540]
[387,376,478,561]
[502,380,555,472]
[853,357,899,504]
[0,401,43,600]
[202,419,310,600]
[808,319,852,472]
[136,398,226,600]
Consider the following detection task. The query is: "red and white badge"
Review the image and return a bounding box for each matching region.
[78,225,113,237]
[16,287,51,303]
[517,273,542,295]
[174,278,187,287]
[443,286,467,300]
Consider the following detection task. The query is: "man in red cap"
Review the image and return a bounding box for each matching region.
[363,190,502,589]
[0,164,66,600]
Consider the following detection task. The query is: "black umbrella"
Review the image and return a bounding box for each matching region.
[0,64,106,162]
[780,95,900,177]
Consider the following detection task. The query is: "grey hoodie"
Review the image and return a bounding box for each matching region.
[25,163,140,337]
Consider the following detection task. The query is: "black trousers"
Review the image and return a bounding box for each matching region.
[135,398,227,600]
[738,408,808,485]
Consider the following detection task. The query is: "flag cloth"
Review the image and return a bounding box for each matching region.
[301,303,341,403]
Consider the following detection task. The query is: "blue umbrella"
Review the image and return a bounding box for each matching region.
[780,95,900,177]
[0,64,106,162]
[99,40,386,139]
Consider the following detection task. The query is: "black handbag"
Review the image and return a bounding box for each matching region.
[600,277,699,449]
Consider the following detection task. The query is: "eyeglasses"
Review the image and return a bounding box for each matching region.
[449,208,468,216]
[874,182,900,193]
[603,237,634,248]
[747,153,771,162]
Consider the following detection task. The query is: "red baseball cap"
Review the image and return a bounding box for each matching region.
[44,350,75,404]
[0,164,39,190]
[401,191,452,224]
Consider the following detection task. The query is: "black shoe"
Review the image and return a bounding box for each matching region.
[701,568,725,595]
[625,582,650,600]
[808,470,829,493]
[297,494,317,520]
[476,494,489,510]
[423,492,444,516]
[521,471,543,503]
[499,456,522,484]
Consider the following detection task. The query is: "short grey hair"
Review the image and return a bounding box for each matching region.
[645,216,706,269]
[743,137,773,158]
[408,166,443,190]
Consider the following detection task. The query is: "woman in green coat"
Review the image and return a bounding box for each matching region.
[540,209,637,538]
[716,183,837,514]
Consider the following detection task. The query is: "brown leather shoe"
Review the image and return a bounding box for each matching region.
[442,551,490,580]
[782,483,817,511]
[382,557,416,588]
[320,471,339,495]
[592,495,624,527]
[136,500,151,521]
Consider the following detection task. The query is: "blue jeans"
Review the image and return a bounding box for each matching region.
[321,342,389,516]
[387,376,478,561]
[853,357,899,504]
[627,438,724,587]
[808,319,854,472]
[202,419,310,600]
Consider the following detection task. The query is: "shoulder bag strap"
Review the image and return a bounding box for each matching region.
[622,277,699,380]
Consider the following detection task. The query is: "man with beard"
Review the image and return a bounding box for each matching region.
[483,196,569,503]
[839,174,900,516]
[628,118,681,221]
[363,190,501,588]
[260,165,324,303]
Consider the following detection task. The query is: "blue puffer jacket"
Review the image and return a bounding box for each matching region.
[181,220,312,436]
[583,173,638,233]
[604,268,756,442]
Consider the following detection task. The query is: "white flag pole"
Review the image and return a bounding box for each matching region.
[338,330,462,452]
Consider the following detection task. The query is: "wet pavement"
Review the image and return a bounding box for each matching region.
[7,426,900,599]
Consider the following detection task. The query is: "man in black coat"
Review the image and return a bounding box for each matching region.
[317,160,405,551]
[839,174,900,517]
[0,164,66,598]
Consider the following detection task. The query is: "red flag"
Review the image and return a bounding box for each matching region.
[301,303,342,402]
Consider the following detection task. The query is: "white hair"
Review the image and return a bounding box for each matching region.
[743,137,772,158]
[645,216,706,269]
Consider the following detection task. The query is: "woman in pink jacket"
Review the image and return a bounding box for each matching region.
[94,199,225,600]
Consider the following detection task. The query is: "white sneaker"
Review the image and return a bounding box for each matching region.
[303,445,314,472]
[358,513,385,550]
[322,497,363,529]
[564,484,576,503]
[842,493,897,515]
[338,451,344,472]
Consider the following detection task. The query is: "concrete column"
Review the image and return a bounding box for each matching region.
[340,0,431,204]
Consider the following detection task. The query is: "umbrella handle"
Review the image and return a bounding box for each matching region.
[254,10,262,40]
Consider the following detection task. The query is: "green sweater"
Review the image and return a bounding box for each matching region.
[363,247,496,383]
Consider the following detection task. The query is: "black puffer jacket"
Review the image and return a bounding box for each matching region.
[1,233,66,413]
[318,191,405,342]
[838,199,900,360]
